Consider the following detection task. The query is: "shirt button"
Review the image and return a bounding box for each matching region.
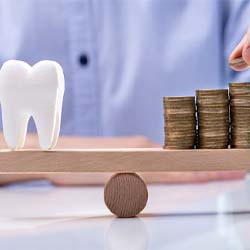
[78,54,89,67]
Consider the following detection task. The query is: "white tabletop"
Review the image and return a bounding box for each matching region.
[1,178,250,250]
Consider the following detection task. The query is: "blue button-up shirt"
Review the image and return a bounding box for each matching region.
[0,0,249,144]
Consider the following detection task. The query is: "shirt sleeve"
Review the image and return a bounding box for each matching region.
[223,0,250,83]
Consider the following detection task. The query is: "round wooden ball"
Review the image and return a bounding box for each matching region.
[104,173,148,218]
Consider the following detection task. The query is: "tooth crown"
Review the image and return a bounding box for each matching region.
[0,60,65,150]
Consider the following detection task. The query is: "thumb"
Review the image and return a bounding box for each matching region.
[229,32,247,71]
[242,30,250,66]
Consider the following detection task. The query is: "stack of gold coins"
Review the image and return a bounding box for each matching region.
[229,82,250,148]
[196,89,229,149]
[163,96,196,149]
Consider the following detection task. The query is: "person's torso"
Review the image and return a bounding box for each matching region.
[0,0,235,143]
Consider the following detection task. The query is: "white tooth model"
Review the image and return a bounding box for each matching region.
[0,60,65,150]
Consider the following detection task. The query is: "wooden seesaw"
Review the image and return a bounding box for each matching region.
[0,148,250,217]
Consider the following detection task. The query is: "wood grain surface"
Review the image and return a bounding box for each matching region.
[104,173,148,217]
[0,148,249,173]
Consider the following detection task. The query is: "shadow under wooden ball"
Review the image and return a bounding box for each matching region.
[104,173,148,218]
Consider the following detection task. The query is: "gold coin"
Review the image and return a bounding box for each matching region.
[165,139,196,144]
[165,134,196,139]
[164,110,195,114]
[198,116,229,121]
[196,89,228,96]
[198,122,229,127]
[163,96,195,102]
[229,82,250,95]
[164,139,196,144]
[231,144,250,149]
[230,99,250,106]
[165,136,196,140]
[199,129,228,134]
[197,97,228,102]
[197,107,229,112]
[163,145,195,149]
[165,123,196,128]
[230,82,250,87]
[198,137,229,142]
[198,144,228,149]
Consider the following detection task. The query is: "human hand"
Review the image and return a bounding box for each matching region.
[229,28,250,71]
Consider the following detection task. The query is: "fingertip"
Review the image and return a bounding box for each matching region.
[230,64,248,72]
[229,64,240,71]
[242,45,250,67]
[229,58,248,71]
[228,32,249,71]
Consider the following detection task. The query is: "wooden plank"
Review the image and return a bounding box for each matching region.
[0,148,249,173]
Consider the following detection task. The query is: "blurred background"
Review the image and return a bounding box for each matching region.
[0,1,250,249]
[0,0,250,144]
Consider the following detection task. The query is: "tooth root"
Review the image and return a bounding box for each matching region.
[33,109,57,150]
[31,61,64,150]
[50,93,64,149]
[50,108,62,149]
[1,105,29,149]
